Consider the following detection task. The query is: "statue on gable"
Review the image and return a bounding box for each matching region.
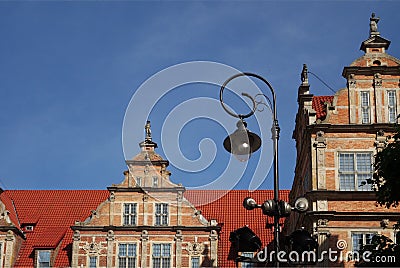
[370,13,380,35]
[145,120,152,141]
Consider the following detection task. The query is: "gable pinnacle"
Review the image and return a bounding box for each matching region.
[359,13,390,53]
[145,120,152,141]
[139,120,158,149]
[370,13,380,37]
[301,64,309,86]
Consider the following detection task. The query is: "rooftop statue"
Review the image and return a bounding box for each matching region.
[370,13,380,36]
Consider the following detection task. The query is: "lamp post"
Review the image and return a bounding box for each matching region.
[220,73,309,266]
[220,72,281,265]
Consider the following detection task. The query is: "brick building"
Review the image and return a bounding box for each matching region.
[0,121,288,267]
[2,12,400,268]
[284,13,400,266]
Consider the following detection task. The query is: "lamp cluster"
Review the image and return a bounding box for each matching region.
[243,196,309,218]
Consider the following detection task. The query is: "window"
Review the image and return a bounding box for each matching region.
[136,176,142,187]
[155,203,168,226]
[339,153,373,191]
[191,256,200,268]
[118,244,136,268]
[152,244,171,268]
[37,250,51,268]
[241,252,254,268]
[123,203,137,226]
[153,176,158,187]
[361,91,370,124]
[388,91,397,123]
[352,232,375,252]
[89,256,97,268]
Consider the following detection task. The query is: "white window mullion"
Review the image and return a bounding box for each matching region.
[339,152,373,191]
[118,243,137,268]
[123,203,137,226]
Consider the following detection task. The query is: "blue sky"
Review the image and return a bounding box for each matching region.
[1,2,399,191]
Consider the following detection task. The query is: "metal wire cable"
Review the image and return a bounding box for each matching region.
[307,71,336,94]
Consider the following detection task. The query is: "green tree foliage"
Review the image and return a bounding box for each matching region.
[370,130,400,208]
[356,234,400,267]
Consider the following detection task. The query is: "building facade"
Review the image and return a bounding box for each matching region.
[2,12,400,268]
[70,122,220,268]
[0,121,287,267]
[285,13,400,266]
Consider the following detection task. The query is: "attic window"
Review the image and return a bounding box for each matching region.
[153,176,158,187]
[373,60,381,66]
[37,250,51,267]
[372,48,380,52]
[25,225,34,232]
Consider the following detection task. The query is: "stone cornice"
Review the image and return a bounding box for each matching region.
[306,123,396,134]
[0,226,26,239]
[305,190,377,201]
[106,186,186,193]
[342,66,400,78]
[71,225,221,232]
[306,211,400,221]
[125,159,169,167]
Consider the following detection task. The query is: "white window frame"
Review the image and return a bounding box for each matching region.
[154,203,169,226]
[388,90,397,123]
[351,232,377,252]
[153,176,159,187]
[338,152,373,191]
[88,255,98,268]
[117,243,137,268]
[37,250,51,268]
[191,256,201,268]
[151,243,172,268]
[123,203,137,226]
[361,91,371,124]
[136,176,142,187]
[240,252,255,268]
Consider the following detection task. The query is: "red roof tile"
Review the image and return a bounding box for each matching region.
[184,190,290,267]
[5,190,109,267]
[312,95,334,120]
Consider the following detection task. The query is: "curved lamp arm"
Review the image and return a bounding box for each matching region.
[219,72,278,122]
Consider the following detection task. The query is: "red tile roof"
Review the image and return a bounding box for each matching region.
[5,190,109,267]
[312,95,334,120]
[184,190,290,267]
[2,189,289,267]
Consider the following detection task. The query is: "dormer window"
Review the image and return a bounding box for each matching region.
[37,250,51,267]
[24,225,34,232]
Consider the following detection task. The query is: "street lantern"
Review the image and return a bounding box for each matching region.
[219,72,308,267]
[223,120,261,162]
